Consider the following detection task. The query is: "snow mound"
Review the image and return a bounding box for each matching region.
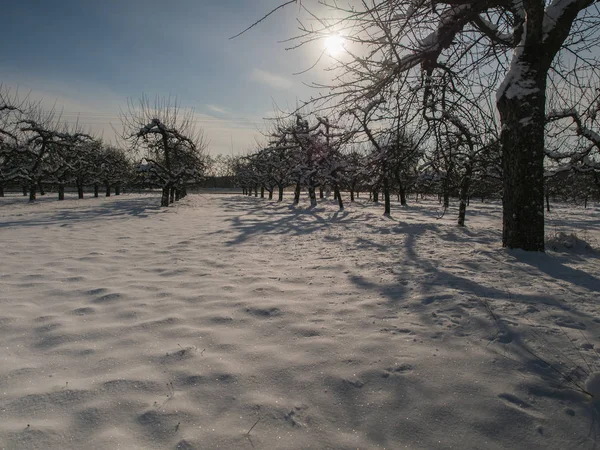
[585,372,600,400]
[546,232,596,253]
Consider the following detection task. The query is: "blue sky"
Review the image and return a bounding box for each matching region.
[0,0,328,154]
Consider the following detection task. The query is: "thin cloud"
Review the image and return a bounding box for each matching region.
[250,68,293,90]
[206,104,227,114]
[0,72,264,154]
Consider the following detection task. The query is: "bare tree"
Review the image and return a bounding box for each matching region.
[121,96,208,207]
[238,0,600,251]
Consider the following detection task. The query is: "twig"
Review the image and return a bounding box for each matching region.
[230,0,298,40]
[246,417,261,435]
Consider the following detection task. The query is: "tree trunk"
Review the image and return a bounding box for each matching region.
[383,178,391,215]
[106,184,111,197]
[334,184,344,210]
[254,186,258,197]
[373,190,379,203]
[350,189,355,202]
[278,185,284,202]
[0,185,4,197]
[77,183,84,199]
[457,165,473,227]
[398,179,407,206]
[115,184,121,196]
[22,185,28,196]
[58,184,65,201]
[161,187,170,207]
[268,189,273,200]
[319,187,324,199]
[260,186,264,198]
[180,186,187,198]
[175,188,180,201]
[546,192,550,212]
[497,69,547,251]
[308,185,317,207]
[294,181,301,205]
[29,180,36,202]
[170,186,175,204]
[94,184,99,198]
[38,179,45,196]
[443,182,450,209]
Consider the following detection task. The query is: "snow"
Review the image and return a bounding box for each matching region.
[496,42,541,102]
[476,15,514,43]
[1,192,600,449]
[418,31,439,50]
[586,373,600,399]
[543,0,581,39]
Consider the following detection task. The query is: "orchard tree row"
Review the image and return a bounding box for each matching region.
[231,99,599,227]
[0,90,210,206]
[236,0,600,251]
[0,89,130,201]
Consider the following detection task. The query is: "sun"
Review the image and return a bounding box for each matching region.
[324,34,345,57]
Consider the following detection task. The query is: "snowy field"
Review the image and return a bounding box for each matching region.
[1,192,600,450]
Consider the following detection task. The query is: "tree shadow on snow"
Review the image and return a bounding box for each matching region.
[0,195,165,228]
[213,196,367,246]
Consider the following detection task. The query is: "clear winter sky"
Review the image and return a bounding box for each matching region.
[0,0,330,155]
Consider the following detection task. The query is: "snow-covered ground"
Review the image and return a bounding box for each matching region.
[1,192,599,450]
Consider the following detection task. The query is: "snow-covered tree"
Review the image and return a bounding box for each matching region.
[243,0,600,250]
[122,96,208,207]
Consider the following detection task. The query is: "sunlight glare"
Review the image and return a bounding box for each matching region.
[324,35,345,57]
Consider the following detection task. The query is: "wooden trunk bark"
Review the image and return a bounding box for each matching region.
[443,183,449,209]
[294,182,301,205]
[308,185,317,207]
[457,165,473,227]
[161,187,170,207]
[497,72,546,251]
[29,181,36,202]
[334,184,343,210]
[398,180,407,206]
[383,178,391,216]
